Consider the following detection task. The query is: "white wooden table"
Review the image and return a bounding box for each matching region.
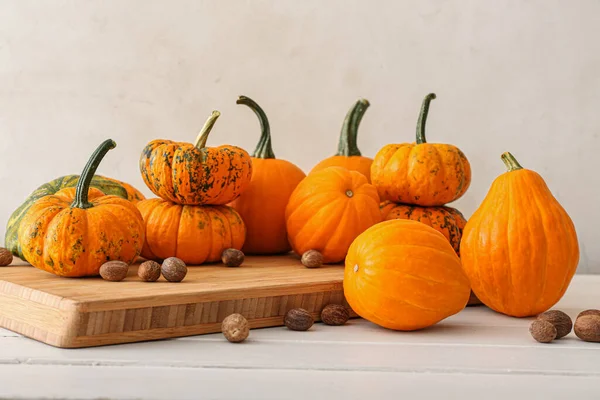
[0,275,598,400]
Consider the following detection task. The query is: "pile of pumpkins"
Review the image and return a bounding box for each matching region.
[4,93,579,332]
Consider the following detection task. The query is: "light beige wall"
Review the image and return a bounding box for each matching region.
[1,1,598,272]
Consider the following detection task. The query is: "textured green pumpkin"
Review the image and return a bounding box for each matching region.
[5,175,129,261]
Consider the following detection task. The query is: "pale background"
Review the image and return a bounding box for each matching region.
[0,1,598,272]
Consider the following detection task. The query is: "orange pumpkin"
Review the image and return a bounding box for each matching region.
[460,152,579,317]
[344,219,471,330]
[137,198,245,264]
[285,166,381,263]
[371,93,471,206]
[310,99,373,181]
[140,111,252,205]
[18,140,145,277]
[229,96,306,254]
[380,201,467,255]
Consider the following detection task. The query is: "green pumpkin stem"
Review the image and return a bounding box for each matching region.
[194,110,221,149]
[72,139,116,209]
[237,95,275,159]
[416,93,437,144]
[337,98,370,156]
[501,152,524,171]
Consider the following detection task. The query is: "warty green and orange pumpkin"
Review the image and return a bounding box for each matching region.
[371,93,471,206]
[460,152,579,317]
[140,110,253,205]
[229,96,306,255]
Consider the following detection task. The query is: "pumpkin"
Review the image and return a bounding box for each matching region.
[137,198,245,264]
[18,140,145,277]
[105,178,146,203]
[344,219,471,330]
[310,99,373,181]
[380,201,467,255]
[371,93,471,206]
[285,166,381,263]
[139,110,253,205]
[229,96,306,254]
[460,152,579,317]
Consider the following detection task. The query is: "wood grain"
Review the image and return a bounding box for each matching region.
[0,254,352,348]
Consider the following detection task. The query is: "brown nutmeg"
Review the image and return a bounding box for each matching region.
[161,257,187,282]
[284,308,314,331]
[138,260,161,282]
[0,248,13,267]
[537,310,572,339]
[529,319,557,343]
[577,309,600,319]
[99,261,129,282]
[574,315,600,342]
[221,313,250,343]
[321,304,349,326]
[301,250,323,268]
[222,248,244,267]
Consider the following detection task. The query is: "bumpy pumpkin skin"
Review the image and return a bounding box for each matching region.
[460,153,579,317]
[380,201,467,255]
[285,166,381,264]
[344,219,471,331]
[138,198,246,264]
[140,111,253,206]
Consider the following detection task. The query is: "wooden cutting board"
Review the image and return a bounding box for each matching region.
[0,255,352,348]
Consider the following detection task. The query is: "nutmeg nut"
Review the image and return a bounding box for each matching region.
[138,260,161,282]
[222,248,244,267]
[99,261,129,282]
[284,308,314,331]
[574,315,600,342]
[161,257,187,282]
[577,309,600,319]
[537,310,572,339]
[0,248,13,267]
[301,250,323,268]
[321,304,349,326]
[221,313,249,343]
[529,319,557,343]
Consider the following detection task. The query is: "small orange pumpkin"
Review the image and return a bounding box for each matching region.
[18,140,145,277]
[140,111,252,205]
[460,152,579,317]
[229,96,306,254]
[285,166,381,263]
[371,93,471,206]
[310,99,373,181]
[344,219,471,330]
[137,198,246,264]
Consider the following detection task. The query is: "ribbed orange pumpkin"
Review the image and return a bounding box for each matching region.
[344,219,471,330]
[137,198,246,264]
[371,93,471,206]
[285,166,381,263]
[140,111,252,205]
[18,140,145,277]
[460,152,579,317]
[310,99,373,181]
[229,96,306,254]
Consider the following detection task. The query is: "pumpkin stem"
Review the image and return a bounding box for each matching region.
[194,110,221,149]
[501,152,524,171]
[336,98,370,157]
[236,95,275,159]
[72,139,116,209]
[416,93,436,144]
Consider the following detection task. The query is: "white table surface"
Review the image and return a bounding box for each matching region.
[0,275,598,400]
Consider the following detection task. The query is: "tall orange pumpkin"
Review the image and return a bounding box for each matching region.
[18,140,145,277]
[285,166,381,263]
[140,111,253,205]
[371,93,471,206]
[138,198,245,264]
[229,96,306,254]
[460,152,579,317]
[344,219,471,330]
[310,99,373,181]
